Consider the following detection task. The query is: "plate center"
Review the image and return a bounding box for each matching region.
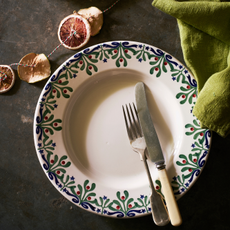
[63,69,183,190]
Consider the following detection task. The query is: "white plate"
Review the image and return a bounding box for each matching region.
[34,41,211,218]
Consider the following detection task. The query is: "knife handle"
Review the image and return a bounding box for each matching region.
[143,159,169,226]
[158,168,182,226]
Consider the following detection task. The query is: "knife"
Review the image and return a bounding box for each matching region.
[135,82,182,226]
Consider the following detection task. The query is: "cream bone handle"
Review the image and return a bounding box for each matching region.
[158,168,182,226]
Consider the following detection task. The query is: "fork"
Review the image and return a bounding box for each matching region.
[122,103,169,226]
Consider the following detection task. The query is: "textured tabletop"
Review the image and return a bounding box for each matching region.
[0,0,230,229]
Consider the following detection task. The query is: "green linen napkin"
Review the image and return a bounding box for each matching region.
[152,0,230,137]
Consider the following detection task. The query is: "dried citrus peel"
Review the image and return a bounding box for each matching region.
[78,7,103,36]
[17,53,51,83]
[0,65,15,93]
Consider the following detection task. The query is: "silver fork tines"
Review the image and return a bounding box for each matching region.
[122,103,169,226]
[122,103,141,140]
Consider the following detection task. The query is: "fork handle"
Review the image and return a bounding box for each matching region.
[143,159,169,226]
[158,168,182,226]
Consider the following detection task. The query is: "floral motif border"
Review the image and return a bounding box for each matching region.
[35,41,211,218]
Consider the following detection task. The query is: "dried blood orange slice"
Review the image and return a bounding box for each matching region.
[58,12,91,50]
[0,65,15,93]
[17,53,51,83]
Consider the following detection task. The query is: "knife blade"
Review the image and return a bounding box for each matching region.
[135,82,182,226]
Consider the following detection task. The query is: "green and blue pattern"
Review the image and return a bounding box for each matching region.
[35,41,211,218]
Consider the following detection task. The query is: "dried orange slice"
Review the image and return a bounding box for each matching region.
[58,12,91,50]
[78,7,103,36]
[0,65,15,93]
[17,53,51,83]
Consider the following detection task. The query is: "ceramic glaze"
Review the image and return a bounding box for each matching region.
[34,41,211,218]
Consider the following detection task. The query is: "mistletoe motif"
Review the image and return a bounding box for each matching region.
[105,42,138,67]
[36,112,62,144]
[94,195,112,215]
[42,69,74,100]
[34,41,211,218]
[171,175,189,195]
[38,141,71,185]
[174,69,198,104]
[154,180,165,199]
[73,53,98,76]
[135,45,156,62]
[185,119,208,144]
[149,55,174,77]
[176,153,202,181]
[175,123,210,185]
[68,180,97,210]
[107,191,133,216]
[35,67,74,144]
[134,195,151,215]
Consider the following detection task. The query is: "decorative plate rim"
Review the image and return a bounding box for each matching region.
[33,40,211,218]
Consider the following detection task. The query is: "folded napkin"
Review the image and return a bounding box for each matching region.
[152,0,230,137]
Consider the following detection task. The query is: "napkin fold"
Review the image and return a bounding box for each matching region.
[152,0,230,137]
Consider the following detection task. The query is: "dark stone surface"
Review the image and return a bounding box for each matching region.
[0,0,230,229]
